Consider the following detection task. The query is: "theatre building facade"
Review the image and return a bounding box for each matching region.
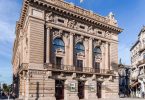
[12,0,122,100]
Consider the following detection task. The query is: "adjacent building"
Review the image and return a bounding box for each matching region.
[118,63,131,97]
[130,26,145,98]
[12,0,122,99]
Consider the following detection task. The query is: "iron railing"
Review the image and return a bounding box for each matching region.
[44,63,113,74]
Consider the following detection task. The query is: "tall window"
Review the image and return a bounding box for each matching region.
[143,53,145,60]
[94,62,100,69]
[94,47,102,58]
[56,57,63,65]
[77,60,83,68]
[75,43,85,53]
[53,38,64,51]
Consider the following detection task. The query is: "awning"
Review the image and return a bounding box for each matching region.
[130,82,140,88]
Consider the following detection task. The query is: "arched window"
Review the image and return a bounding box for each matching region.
[94,47,101,55]
[94,47,102,59]
[53,38,64,51]
[75,43,85,53]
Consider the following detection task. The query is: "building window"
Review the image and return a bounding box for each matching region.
[56,57,63,65]
[77,60,83,68]
[75,43,85,53]
[98,31,102,35]
[94,47,102,58]
[94,62,100,69]
[53,38,65,51]
[58,19,64,23]
[143,54,145,59]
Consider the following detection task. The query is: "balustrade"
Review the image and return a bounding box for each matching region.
[44,63,112,74]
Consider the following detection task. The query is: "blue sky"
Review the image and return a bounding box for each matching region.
[0,0,145,84]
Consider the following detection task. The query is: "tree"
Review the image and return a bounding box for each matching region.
[2,83,12,99]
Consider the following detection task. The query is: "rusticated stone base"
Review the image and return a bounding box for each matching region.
[24,97,56,100]
[17,68,119,100]
[102,77,119,99]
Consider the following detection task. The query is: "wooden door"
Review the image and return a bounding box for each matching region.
[97,81,102,98]
[78,81,85,99]
[55,80,64,100]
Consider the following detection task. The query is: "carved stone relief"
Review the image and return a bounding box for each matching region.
[67,20,76,28]
[75,35,84,44]
[88,26,94,34]
[93,40,102,48]
[53,30,63,39]
[46,12,54,22]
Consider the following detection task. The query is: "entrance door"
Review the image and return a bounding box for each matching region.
[97,81,102,98]
[55,80,64,100]
[78,81,85,99]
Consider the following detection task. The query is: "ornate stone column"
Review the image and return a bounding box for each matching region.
[69,33,74,66]
[89,38,93,68]
[46,27,51,63]
[64,33,69,65]
[84,38,89,67]
[101,43,105,70]
[105,42,109,70]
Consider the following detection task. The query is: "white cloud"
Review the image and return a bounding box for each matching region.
[80,0,84,3]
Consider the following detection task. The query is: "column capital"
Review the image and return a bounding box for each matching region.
[70,32,75,36]
[105,41,110,45]
[46,25,52,29]
[89,37,94,40]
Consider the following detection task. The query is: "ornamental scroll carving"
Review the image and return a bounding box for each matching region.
[46,12,54,22]
[104,31,111,38]
[93,40,102,48]
[53,30,63,39]
[75,35,84,44]
[67,20,76,28]
[88,26,94,34]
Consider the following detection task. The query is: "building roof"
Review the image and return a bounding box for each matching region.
[130,26,145,51]
[18,0,122,33]
[130,40,139,51]
[138,26,145,36]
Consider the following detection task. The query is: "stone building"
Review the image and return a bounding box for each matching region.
[130,26,145,98]
[118,63,131,97]
[12,0,122,100]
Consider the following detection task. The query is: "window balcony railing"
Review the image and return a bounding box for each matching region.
[44,63,114,75]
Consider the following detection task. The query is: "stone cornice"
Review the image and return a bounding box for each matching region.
[20,0,122,33]
[46,21,119,43]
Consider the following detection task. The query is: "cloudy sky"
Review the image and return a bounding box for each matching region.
[0,0,145,84]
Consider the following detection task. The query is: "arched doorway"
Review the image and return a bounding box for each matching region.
[55,80,64,100]
[78,81,85,99]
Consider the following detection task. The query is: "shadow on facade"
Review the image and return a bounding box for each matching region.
[36,82,39,100]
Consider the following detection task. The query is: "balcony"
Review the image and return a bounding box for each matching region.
[44,63,114,75]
